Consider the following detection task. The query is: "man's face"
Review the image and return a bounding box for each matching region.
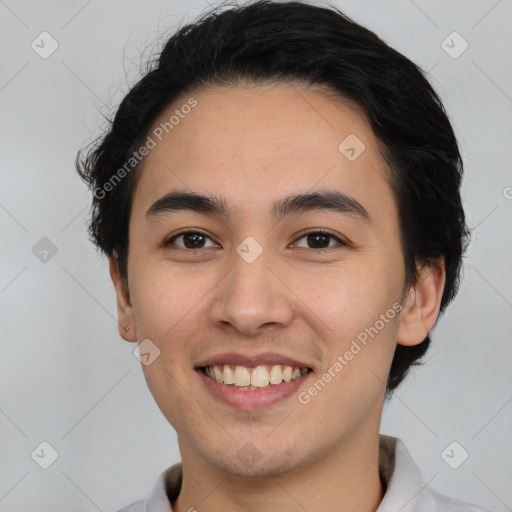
[122,83,408,476]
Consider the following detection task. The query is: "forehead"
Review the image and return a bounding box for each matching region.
[132,83,396,226]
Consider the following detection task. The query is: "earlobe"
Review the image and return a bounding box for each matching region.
[109,254,137,343]
[396,258,446,347]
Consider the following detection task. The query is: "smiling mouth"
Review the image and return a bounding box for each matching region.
[199,364,312,390]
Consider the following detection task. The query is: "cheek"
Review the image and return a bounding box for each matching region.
[306,262,401,402]
[129,261,211,338]
[302,289,399,439]
[305,262,393,337]
[128,264,201,422]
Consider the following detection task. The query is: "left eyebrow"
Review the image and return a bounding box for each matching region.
[145,189,371,224]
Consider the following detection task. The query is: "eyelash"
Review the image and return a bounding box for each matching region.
[163,229,348,252]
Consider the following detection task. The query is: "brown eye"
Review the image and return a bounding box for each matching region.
[165,231,217,250]
[294,231,346,250]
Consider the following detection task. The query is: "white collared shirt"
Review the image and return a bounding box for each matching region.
[116,435,491,512]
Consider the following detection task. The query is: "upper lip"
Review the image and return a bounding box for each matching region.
[195,352,314,370]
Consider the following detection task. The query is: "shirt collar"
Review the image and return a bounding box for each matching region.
[128,435,452,512]
[376,434,437,511]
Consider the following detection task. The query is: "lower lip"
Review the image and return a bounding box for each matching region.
[196,368,312,410]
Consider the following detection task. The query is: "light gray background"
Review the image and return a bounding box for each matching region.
[1,0,511,511]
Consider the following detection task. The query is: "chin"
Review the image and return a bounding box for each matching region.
[206,445,303,479]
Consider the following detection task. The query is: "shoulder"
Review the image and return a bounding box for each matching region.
[115,498,145,512]
[114,462,182,512]
[430,488,493,512]
[378,435,492,512]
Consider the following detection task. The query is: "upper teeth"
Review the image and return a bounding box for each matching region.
[205,364,309,388]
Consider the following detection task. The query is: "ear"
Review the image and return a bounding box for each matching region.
[109,253,137,343]
[396,257,446,347]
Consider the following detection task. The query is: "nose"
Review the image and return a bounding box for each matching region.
[208,247,295,336]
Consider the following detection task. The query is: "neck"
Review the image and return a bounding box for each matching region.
[172,428,385,512]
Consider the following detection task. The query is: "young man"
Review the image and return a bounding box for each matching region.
[77,1,490,510]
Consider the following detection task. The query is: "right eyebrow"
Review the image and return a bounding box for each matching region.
[146,190,230,220]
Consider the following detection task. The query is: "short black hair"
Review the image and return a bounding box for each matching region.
[76,0,470,396]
